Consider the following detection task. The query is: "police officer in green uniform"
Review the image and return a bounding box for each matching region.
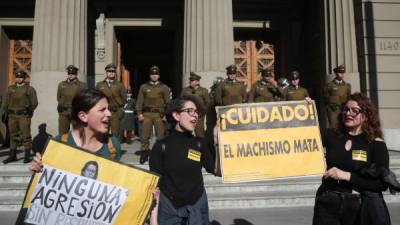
[282,71,310,101]
[96,64,127,138]
[136,66,170,164]
[180,72,210,137]
[248,68,280,102]
[0,70,38,163]
[215,65,247,106]
[325,65,351,128]
[57,65,86,134]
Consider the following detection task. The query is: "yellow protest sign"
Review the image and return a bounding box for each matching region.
[217,101,325,183]
[19,139,159,225]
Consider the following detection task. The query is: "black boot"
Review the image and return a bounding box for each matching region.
[139,151,149,164]
[3,149,17,164]
[23,149,31,163]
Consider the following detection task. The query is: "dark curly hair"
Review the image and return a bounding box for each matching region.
[165,95,204,126]
[336,92,383,141]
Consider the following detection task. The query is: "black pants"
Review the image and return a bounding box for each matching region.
[313,190,361,225]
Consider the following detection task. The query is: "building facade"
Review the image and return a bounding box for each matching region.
[0,0,399,150]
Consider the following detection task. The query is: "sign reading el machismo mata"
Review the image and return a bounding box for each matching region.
[216,101,325,183]
[19,139,159,225]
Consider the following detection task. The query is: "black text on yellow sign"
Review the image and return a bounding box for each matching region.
[19,139,159,225]
[216,101,325,183]
[219,102,317,131]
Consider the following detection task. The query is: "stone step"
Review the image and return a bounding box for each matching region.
[3,189,399,212]
[207,190,400,209]
[2,165,400,184]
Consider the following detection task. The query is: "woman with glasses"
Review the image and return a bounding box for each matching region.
[313,92,392,225]
[149,95,219,225]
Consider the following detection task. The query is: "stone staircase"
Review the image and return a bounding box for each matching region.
[1,143,400,211]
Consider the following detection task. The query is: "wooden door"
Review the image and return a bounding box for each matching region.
[8,40,32,84]
[116,42,131,91]
[234,40,274,89]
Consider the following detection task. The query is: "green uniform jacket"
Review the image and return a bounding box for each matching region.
[136,81,170,114]
[282,85,309,101]
[248,80,280,102]
[325,80,351,107]
[180,85,210,112]
[57,79,86,108]
[1,84,38,116]
[215,79,246,106]
[96,80,127,110]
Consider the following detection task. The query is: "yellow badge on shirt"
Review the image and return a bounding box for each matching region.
[188,149,201,162]
[352,150,367,162]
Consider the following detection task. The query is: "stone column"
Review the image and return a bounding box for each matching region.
[324,0,360,91]
[31,0,87,135]
[183,0,234,89]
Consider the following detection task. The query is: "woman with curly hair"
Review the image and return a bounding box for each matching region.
[313,92,394,225]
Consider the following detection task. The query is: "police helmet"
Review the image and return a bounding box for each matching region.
[15,70,27,78]
[66,65,78,74]
[290,71,300,80]
[149,65,160,75]
[333,65,345,74]
[225,65,237,75]
[261,68,273,77]
[105,64,117,72]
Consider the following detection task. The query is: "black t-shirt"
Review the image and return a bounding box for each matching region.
[149,130,215,208]
[321,129,389,192]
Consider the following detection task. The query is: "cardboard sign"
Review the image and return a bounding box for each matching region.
[216,101,326,183]
[19,139,159,225]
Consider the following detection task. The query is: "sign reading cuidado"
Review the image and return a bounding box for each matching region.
[216,101,325,183]
[18,139,159,225]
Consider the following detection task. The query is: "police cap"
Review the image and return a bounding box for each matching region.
[333,65,345,73]
[189,72,201,81]
[15,70,27,78]
[261,68,273,77]
[290,70,300,80]
[66,65,78,74]
[149,65,160,75]
[225,65,237,75]
[105,64,117,72]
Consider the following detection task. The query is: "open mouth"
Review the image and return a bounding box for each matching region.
[190,119,197,125]
[102,120,109,128]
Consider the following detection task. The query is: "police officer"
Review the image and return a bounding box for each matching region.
[180,72,210,137]
[215,65,247,106]
[248,68,280,102]
[96,64,127,138]
[282,71,310,101]
[0,70,38,163]
[136,66,170,164]
[325,65,351,128]
[57,65,86,134]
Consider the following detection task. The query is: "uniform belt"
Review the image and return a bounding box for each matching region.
[8,109,29,115]
[143,107,162,113]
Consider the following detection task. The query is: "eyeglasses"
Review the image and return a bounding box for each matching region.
[179,108,200,116]
[106,70,116,73]
[341,107,363,116]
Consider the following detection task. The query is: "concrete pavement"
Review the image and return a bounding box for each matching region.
[1,203,400,225]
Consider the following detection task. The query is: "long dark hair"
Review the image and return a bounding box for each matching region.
[165,95,203,126]
[71,89,108,142]
[336,92,383,141]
